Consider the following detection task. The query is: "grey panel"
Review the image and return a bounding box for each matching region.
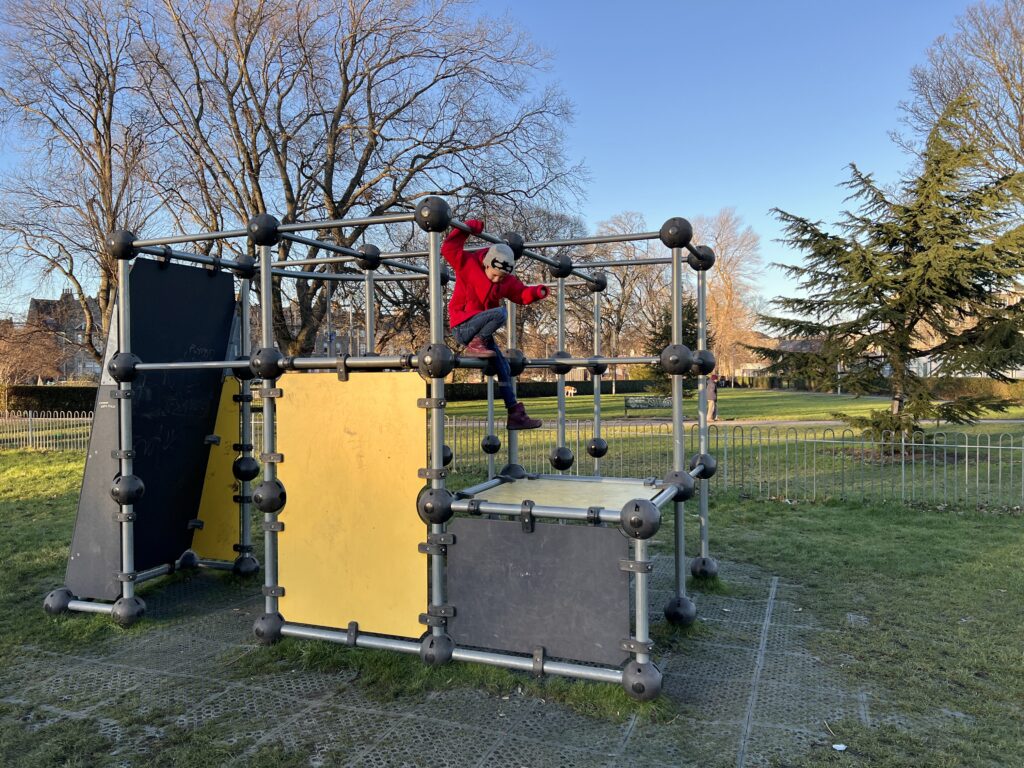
[447,518,630,667]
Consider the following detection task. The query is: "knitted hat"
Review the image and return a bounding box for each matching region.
[482,243,515,274]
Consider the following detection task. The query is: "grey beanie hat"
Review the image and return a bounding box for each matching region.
[483,243,515,273]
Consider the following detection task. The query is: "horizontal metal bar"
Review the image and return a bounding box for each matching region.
[196,559,236,571]
[271,268,362,282]
[135,360,249,371]
[134,229,249,247]
[68,599,115,615]
[273,255,358,267]
[533,474,658,485]
[281,622,420,654]
[135,563,172,583]
[450,647,624,684]
[583,257,673,268]
[279,233,360,258]
[524,356,658,367]
[276,212,416,233]
[650,487,679,507]
[525,231,661,248]
[689,465,704,478]
[136,245,250,273]
[450,498,618,524]
[286,355,411,371]
[455,477,507,496]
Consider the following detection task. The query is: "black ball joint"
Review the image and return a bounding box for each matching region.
[417,487,454,525]
[231,253,257,279]
[688,244,716,271]
[249,347,284,380]
[441,445,453,467]
[587,271,608,293]
[660,344,693,375]
[502,232,525,260]
[587,438,608,458]
[587,358,609,376]
[415,196,452,232]
[663,470,695,501]
[107,230,138,261]
[549,446,575,471]
[664,596,697,626]
[549,253,573,279]
[108,352,142,383]
[506,349,527,377]
[691,349,716,376]
[659,217,693,250]
[417,343,456,379]
[691,556,720,579]
[232,456,261,482]
[253,479,286,513]
[690,453,718,479]
[247,213,280,246]
[253,612,284,644]
[110,474,145,505]
[112,596,146,627]
[622,660,663,701]
[620,498,661,539]
[43,587,75,616]
[481,434,501,454]
[356,244,382,270]
[420,633,454,666]
[550,351,573,376]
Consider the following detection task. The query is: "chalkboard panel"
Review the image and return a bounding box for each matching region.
[447,518,631,667]
[65,259,236,600]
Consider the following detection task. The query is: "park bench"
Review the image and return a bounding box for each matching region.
[624,395,672,416]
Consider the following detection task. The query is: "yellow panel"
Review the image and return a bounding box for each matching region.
[192,379,242,561]
[473,477,661,510]
[277,373,426,638]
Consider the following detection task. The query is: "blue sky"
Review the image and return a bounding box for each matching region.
[478,0,975,300]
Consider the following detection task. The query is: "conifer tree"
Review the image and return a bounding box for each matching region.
[754,102,1024,432]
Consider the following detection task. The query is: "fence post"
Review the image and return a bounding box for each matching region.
[28,411,35,450]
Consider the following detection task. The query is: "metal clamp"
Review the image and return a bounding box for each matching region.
[262,585,286,597]
[520,500,535,533]
[204,434,221,446]
[417,467,448,479]
[187,518,205,530]
[418,532,455,556]
[336,354,350,381]
[111,449,136,460]
[114,511,137,522]
[620,638,655,654]
[467,499,482,516]
[115,571,137,583]
[155,245,172,266]
[233,494,253,504]
[418,613,446,627]
[110,389,132,399]
[233,394,254,403]
[259,387,283,399]
[232,544,254,554]
[346,621,359,647]
[417,397,447,409]
[233,442,254,452]
[260,452,284,464]
[532,646,545,677]
[262,520,285,532]
[619,559,654,574]
[586,506,603,525]
[427,604,455,618]
[418,542,446,556]
[205,256,223,273]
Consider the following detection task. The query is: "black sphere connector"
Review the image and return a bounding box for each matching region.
[110,474,145,505]
[107,230,138,261]
[415,196,452,232]
[663,469,696,501]
[233,358,257,381]
[232,456,261,482]
[587,358,609,376]
[233,554,260,577]
[441,270,452,287]
[112,596,146,627]
[549,446,575,471]
[498,463,528,479]
[622,660,663,702]
[420,633,454,666]
[687,244,716,271]
[416,487,454,525]
[231,253,257,279]
[587,437,609,458]
[620,498,661,539]
[660,344,693,376]
[664,596,697,626]
[691,556,720,579]
[481,434,501,455]
[253,612,284,644]
[417,343,455,379]
[178,549,200,570]
[550,351,573,375]
[690,452,718,479]
[252,479,287,513]
[659,217,694,250]
[441,444,453,467]
[506,349,527,377]
[356,243,382,270]
[249,347,284,380]
[108,352,141,383]
[691,349,717,376]
[502,232,525,260]
[43,587,74,616]
[549,253,573,279]
[587,271,608,293]
[247,213,280,246]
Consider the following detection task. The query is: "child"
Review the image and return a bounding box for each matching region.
[443,219,549,430]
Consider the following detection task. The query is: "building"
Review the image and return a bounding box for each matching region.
[25,289,103,381]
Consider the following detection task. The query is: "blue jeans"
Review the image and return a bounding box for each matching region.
[452,308,517,409]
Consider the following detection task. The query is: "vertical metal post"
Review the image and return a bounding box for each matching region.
[364,270,376,353]
[237,277,254,564]
[427,230,446,636]
[671,247,688,601]
[259,244,280,616]
[634,538,650,664]
[486,377,496,479]
[592,291,602,476]
[116,259,136,601]
[556,277,567,466]
[506,299,519,466]
[696,268,711,559]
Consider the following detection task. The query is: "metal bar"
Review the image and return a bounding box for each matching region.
[696,268,710,559]
[593,291,603,475]
[279,232,359,258]
[524,231,661,248]
[68,600,115,615]
[452,647,624,684]
[634,538,650,664]
[135,360,250,371]
[450,498,620,524]
[276,211,417,233]
[135,245,249,273]
[456,477,507,497]
[259,243,280,617]
[578,256,673,268]
[281,622,421,653]
[116,259,136,602]
[486,377,496,479]
[364,271,376,353]
[671,246,687,601]
[134,563,172,583]
[556,277,566,467]
[133,229,249,248]
[271,268,361,282]
[427,229,446,638]
[525,356,658,367]
[196,559,236,571]
[238,276,254,566]
[507,300,519,465]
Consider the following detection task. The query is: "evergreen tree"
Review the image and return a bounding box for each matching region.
[639,295,711,393]
[754,102,1024,432]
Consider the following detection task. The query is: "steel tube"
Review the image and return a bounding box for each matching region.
[427,229,446,638]
[507,301,519,465]
[68,600,115,615]
[364,271,376,353]
[486,377,496,479]
[196,559,236,571]
[525,231,660,248]
[580,257,673,268]
[524,356,657,367]
[259,243,280,617]
[133,229,249,247]
[556,277,567,464]
[450,499,619,524]
[593,291,603,475]
[455,477,506,497]
[671,246,688,600]
[134,563,172,583]
[116,258,136,602]
[136,245,249,273]
[276,211,416,233]
[279,232,360,258]
[272,268,362,282]
[697,268,711,559]
[238,276,255,566]
[451,647,623,684]
[634,539,650,664]
[281,623,421,653]
[135,360,249,371]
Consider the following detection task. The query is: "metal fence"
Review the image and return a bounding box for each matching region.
[4,411,1023,508]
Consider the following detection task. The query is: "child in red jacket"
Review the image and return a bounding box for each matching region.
[443,219,548,430]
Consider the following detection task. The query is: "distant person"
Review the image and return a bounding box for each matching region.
[707,373,719,421]
[442,218,550,430]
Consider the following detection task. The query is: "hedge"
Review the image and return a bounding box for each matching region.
[2,385,98,412]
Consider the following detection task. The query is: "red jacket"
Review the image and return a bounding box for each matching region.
[442,223,548,329]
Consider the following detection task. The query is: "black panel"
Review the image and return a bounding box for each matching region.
[66,260,235,600]
[447,518,631,667]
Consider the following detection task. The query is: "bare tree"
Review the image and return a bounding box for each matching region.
[900,0,1024,177]
[692,208,763,382]
[133,0,583,354]
[0,0,156,362]
[0,322,67,406]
